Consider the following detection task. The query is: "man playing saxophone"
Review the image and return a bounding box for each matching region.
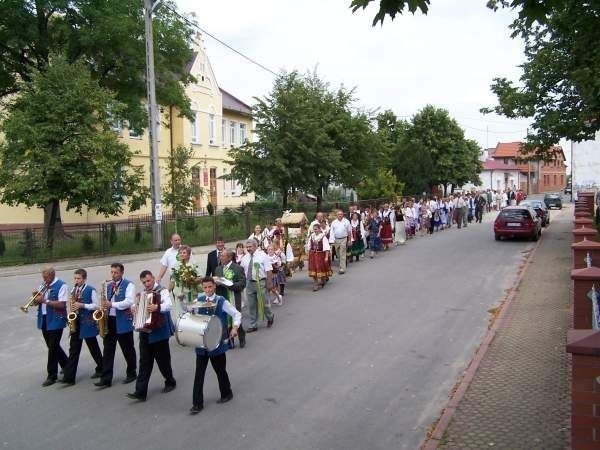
[35,266,69,387]
[126,270,176,401]
[94,263,137,388]
[59,269,103,385]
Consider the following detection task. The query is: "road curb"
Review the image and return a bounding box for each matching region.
[420,235,543,449]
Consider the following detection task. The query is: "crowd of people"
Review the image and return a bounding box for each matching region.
[29,189,504,415]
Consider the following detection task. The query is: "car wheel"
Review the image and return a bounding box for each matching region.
[532,232,539,241]
[495,234,500,241]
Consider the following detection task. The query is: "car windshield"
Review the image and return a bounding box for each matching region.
[545,194,560,199]
[522,201,542,208]
[499,209,530,220]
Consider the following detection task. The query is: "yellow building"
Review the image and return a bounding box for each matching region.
[0,35,254,226]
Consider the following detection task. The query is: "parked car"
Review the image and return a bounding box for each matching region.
[519,199,550,227]
[494,206,542,241]
[544,193,563,209]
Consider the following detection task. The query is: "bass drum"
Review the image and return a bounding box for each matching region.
[175,313,223,352]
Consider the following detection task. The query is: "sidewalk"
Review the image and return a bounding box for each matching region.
[427,212,572,448]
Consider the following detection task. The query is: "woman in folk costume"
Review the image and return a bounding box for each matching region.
[305,222,332,291]
[367,210,382,258]
[403,201,414,239]
[379,205,394,249]
[420,204,432,237]
[265,243,284,305]
[394,202,406,245]
[272,235,294,296]
[248,224,269,251]
[349,212,366,261]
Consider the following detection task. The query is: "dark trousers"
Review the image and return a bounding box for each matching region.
[134,333,176,398]
[63,329,103,382]
[41,317,68,379]
[192,353,231,407]
[100,316,136,383]
[475,207,484,223]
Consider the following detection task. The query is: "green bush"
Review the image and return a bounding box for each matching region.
[109,223,117,246]
[134,221,142,243]
[20,228,36,260]
[81,233,95,252]
[184,217,198,231]
[222,208,239,228]
[0,233,5,257]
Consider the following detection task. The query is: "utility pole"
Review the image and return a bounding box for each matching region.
[144,0,162,249]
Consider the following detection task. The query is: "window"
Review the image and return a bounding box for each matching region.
[230,121,236,146]
[191,112,200,144]
[221,119,227,146]
[209,114,215,145]
[503,158,508,164]
[110,118,122,135]
[554,174,557,185]
[239,123,247,144]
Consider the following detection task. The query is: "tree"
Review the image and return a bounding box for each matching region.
[482,1,600,154]
[350,0,600,156]
[162,145,203,218]
[0,0,195,129]
[228,70,372,210]
[0,0,195,233]
[0,58,149,248]
[357,168,403,201]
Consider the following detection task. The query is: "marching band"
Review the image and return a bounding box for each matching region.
[23,252,247,415]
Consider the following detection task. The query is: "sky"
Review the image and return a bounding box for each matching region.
[174,0,535,154]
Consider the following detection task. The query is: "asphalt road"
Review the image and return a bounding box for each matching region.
[0,207,561,450]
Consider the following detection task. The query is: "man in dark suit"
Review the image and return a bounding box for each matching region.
[214,249,247,348]
[205,237,225,277]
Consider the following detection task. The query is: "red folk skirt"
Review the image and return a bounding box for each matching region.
[380,222,393,244]
[308,251,332,278]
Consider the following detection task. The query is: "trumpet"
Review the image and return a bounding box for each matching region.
[20,284,48,313]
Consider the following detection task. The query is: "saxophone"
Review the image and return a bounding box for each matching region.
[93,281,109,339]
[67,286,78,334]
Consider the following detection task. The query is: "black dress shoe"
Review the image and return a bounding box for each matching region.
[41,378,56,387]
[122,375,137,384]
[246,327,258,333]
[126,392,146,401]
[189,405,203,415]
[216,393,233,404]
[239,335,246,348]
[267,316,274,328]
[90,371,102,379]
[58,378,75,386]
[162,384,176,394]
[94,381,111,388]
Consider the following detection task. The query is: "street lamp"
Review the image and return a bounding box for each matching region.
[144,0,162,249]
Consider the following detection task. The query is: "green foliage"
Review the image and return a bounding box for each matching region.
[81,233,95,252]
[109,223,117,246]
[349,0,600,155]
[207,203,214,216]
[0,57,149,242]
[134,221,142,243]
[382,105,482,193]
[20,228,36,260]
[227,70,380,209]
[184,217,198,231]
[0,0,196,128]
[357,169,403,200]
[221,208,239,228]
[0,233,5,257]
[482,0,600,154]
[163,146,203,217]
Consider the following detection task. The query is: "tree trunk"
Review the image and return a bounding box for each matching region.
[282,189,288,210]
[43,199,69,248]
[316,193,322,211]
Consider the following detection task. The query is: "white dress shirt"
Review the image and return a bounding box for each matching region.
[203,294,242,327]
[240,250,272,281]
[329,217,351,240]
[160,246,182,279]
[108,279,135,317]
[42,277,68,315]
[147,282,172,312]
